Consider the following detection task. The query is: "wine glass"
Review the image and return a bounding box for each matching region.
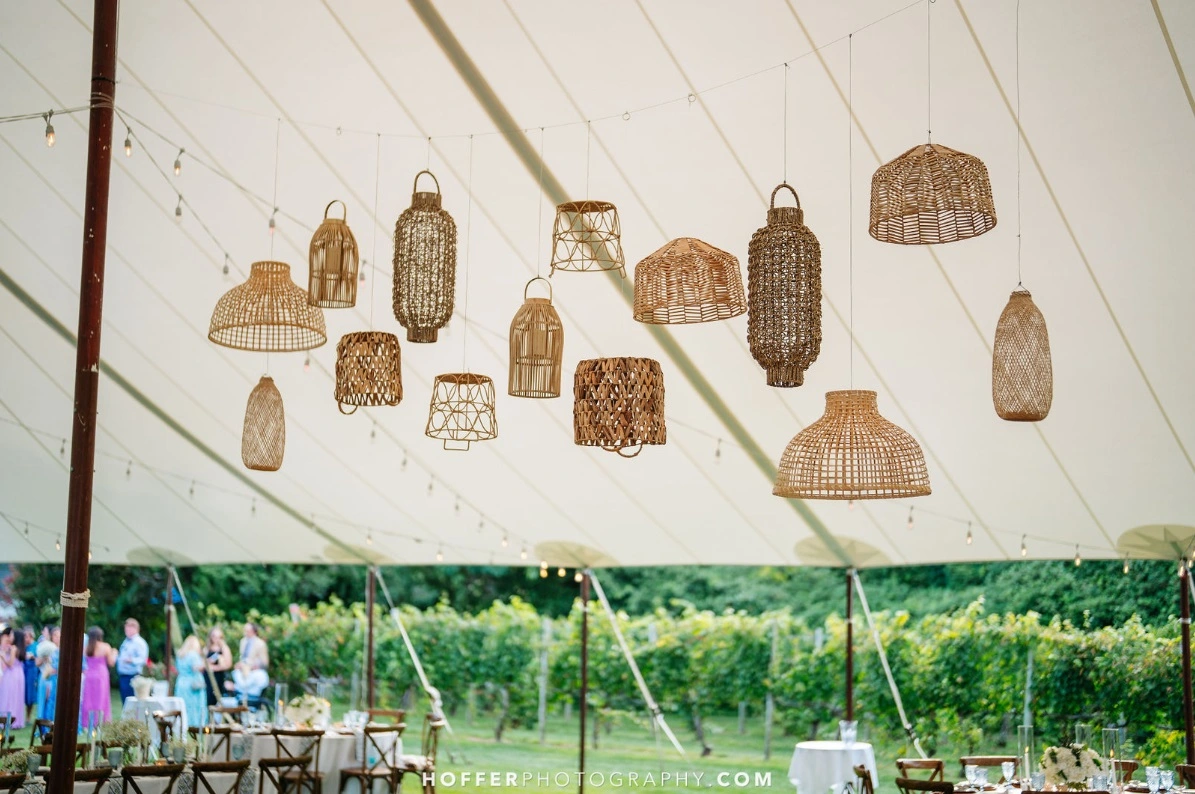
[1150,770,1162,794]
[1003,762,1017,785]
[1162,771,1175,792]
[977,768,990,790]
[966,765,981,791]
[1030,771,1046,791]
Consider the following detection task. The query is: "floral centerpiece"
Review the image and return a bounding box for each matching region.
[1042,744,1103,790]
[99,718,152,752]
[284,693,331,727]
[0,749,37,774]
[131,674,156,699]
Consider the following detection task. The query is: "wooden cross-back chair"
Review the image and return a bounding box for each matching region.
[121,762,186,794]
[339,724,404,794]
[210,705,249,726]
[189,724,236,761]
[273,727,325,794]
[896,777,955,794]
[851,764,876,794]
[959,756,1019,782]
[0,773,23,794]
[1178,766,1195,789]
[367,709,406,724]
[29,718,54,746]
[192,759,251,794]
[1112,760,1140,782]
[396,714,446,794]
[73,766,116,794]
[898,759,946,781]
[154,710,184,745]
[258,753,312,794]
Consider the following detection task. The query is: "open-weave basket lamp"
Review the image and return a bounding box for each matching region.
[509,277,564,398]
[242,376,285,472]
[773,390,931,499]
[334,331,403,415]
[633,238,747,324]
[209,261,327,352]
[425,373,497,450]
[308,199,359,308]
[869,143,997,245]
[747,183,823,387]
[393,170,457,343]
[992,288,1052,421]
[549,200,625,277]
[573,357,666,458]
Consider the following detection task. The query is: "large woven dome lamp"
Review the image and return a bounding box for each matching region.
[308,200,359,308]
[209,260,327,352]
[573,357,666,458]
[393,170,457,343]
[242,376,285,472]
[868,143,996,245]
[633,238,746,324]
[425,373,497,451]
[509,277,564,398]
[334,331,403,415]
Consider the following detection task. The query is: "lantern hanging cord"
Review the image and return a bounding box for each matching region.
[462,134,474,369]
[535,127,545,277]
[370,132,381,329]
[1015,0,1023,288]
[585,120,592,198]
[270,117,281,258]
[926,0,933,142]
[848,33,855,389]
[783,62,789,183]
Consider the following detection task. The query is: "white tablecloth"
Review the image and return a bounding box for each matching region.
[121,696,190,734]
[788,740,877,794]
[231,729,403,793]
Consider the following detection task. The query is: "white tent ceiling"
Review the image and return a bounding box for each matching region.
[0,0,1192,569]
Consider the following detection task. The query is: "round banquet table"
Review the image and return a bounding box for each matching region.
[121,696,190,734]
[788,740,877,794]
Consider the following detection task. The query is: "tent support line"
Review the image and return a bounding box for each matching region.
[374,570,451,733]
[845,569,854,722]
[170,565,223,699]
[1182,564,1194,764]
[164,567,173,694]
[366,565,376,711]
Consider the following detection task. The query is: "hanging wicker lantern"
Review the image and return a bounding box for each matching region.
[633,237,746,324]
[869,142,996,245]
[773,390,930,500]
[334,331,403,415]
[573,357,666,458]
[308,200,359,308]
[425,373,497,450]
[549,200,625,277]
[509,277,564,398]
[992,288,1052,421]
[242,376,285,472]
[747,183,823,387]
[209,261,327,352]
[392,170,457,343]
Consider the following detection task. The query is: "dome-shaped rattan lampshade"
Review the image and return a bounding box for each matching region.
[509,277,564,398]
[334,331,403,415]
[633,238,747,324]
[242,376,285,472]
[393,170,457,343]
[425,373,497,450]
[747,184,823,387]
[869,143,997,245]
[992,288,1052,421]
[573,357,666,458]
[773,390,930,499]
[209,261,327,352]
[308,200,359,308]
[550,200,625,277]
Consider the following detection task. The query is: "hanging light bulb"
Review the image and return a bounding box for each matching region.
[88,549,92,560]
[965,522,973,545]
[556,567,566,578]
[427,478,434,496]
[539,566,547,579]
[847,500,855,512]
[251,497,257,517]
[174,148,184,176]
[24,523,29,537]
[501,534,508,548]
[370,423,377,442]
[359,263,367,284]
[268,208,277,235]
[401,452,408,472]
[125,460,133,479]
[1123,555,1130,575]
[55,536,61,551]
[303,355,311,373]
[1074,545,1081,567]
[189,480,195,498]
[43,111,55,147]
[714,440,722,463]
[174,196,183,222]
[574,570,583,583]
[906,506,915,530]
[222,254,231,277]
[59,439,66,458]
[454,498,460,515]
[436,547,444,562]
[1020,535,1028,558]
[123,127,133,157]
[366,530,373,546]
[520,546,528,560]
[478,518,485,532]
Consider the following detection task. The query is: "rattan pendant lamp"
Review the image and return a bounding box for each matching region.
[633,237,747,324]
[509,277,564,398]
[242,376,285,471]
[208,261,327,352]
[549,124,625,276]
[573,357,666,458]
[393,169,457,343]
[308,200,359,308]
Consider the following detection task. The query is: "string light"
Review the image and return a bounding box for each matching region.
[222,254,230,277]
[59,439,66,458]
[574,570,583,583]
[370,423,377,442]
[427,478,434,496]
[1074,545,1081,567]
[359,260,367,283]
[454,498,460,515]
[435,547,444,562]
[189,480,195,498]
[478,518,485,532]
[303,355,310,373]
[520,546,528,561]
[539,562,548,579]
[1123,555,1130,575]
[714,439,722,463]
[24,523,29,537]
[965,522,973,545]
[123,127,132,157]
[501,534,508,548]
[556,566,566,578]
[1020,535,1028,557]
[125,460,133,479]
[848,500,855,512]
[366,530,373,546]
[43,111,54,147]
[251,497,257,517]
[268,207,277,235]
[55,536,61,551]
[174,196,183,222]
[88,549,92,560]
[906,506,915,530]
[401,453,408,472]
[173,148,184,176]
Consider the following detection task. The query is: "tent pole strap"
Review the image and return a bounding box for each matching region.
[1182,564,1194,764]
[846,568,854,722]
[366,566,376,711]
[579,571,590,794]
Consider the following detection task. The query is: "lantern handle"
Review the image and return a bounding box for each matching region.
[337,400,358,416]
[323,200,348,221]
[603,442,643,459]
[770,183,802,210]
[412,170,442,196]
[443,439,471,452]
[524,276,553,302]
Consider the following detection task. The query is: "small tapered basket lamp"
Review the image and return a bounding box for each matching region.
[869,143,996,245]
[633,237,746,324]
[509,277,564,398]
[992,288,1052,421]
[573,357,666,458]
[209,261,327,352]
[425,374,497,451]
[393,170,457,343]
[335,331,403,415]
[308,200,359,308]
[550,200,625,277]
[242,376,285,472]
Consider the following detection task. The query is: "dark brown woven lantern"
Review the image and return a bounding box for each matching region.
[509,277,564,398]
[747,183,823,387]
[393,170,457,343]
[335,331,403,415]
[992,288,1052,421]
[633,238,746,324]
[242,376,285,472]
[550,200,625,277]
[426,373,497,450]
[573,357,666,458]
[869,143,996,245]
[308,200,359,308]
[209,261,327,352]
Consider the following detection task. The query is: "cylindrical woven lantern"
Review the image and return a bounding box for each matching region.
[549,200,625,277]
[747,183,823,387]
[773,390,930,499]
[209,261,327,352]
[509,277,564,398]
[425,373,497,450]
[335,331,403,415]
[992,288,1052,421]
[633,238,746,324]
[242,376,285,472]
[869,142,996,245]
[573,357,666,458]
[393,170,457,343]
[308,200,359,308]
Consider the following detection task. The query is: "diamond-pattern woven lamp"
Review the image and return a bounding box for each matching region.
[425,374,497,451]
[209,261,327,351]
[869,143,996,245]
[308,200,359,308]
[550,200,625,277]
[992,288,1052,421]
[393,170,457,343]
[242,376,285,472]
[509,278,564,398]
[633,237,746,324]
[573,357,666,458]
[334,331,403,415]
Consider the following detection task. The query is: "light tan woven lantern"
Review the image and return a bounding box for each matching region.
[209,261,327,352]
[334,331,403,415]
[992,288,1052,421]
[308,200,359,308]
[242,376,285,472]
[509,277,564,398]
[869,142,996,245]
[425,373,497,450]
[747,184,822,387]
[773,390,930,499]
[573,357,666,458]
[633,238,746,324]
[393,170,457,343]
[550,200,625,277]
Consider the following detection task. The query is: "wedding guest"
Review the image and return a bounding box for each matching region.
[21,626,38,722]
[0,627,26,728]
[226,622,269,699]
[114,618,149,702]
[174,635,207,727]
[35,626,58,723]
[203,627,233,706]
[80,626,113,725]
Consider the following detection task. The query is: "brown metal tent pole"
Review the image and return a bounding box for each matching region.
[366,566,376,710]
[579,571,590,794]
[164,569,173,694]
[48,0,118,788]
[846,569,854,722]
[1182,563,1194,763]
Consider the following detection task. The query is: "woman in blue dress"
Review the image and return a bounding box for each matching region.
[174,635,207,727]
[38,627,59,723]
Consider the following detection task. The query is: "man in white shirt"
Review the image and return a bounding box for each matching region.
[228,622,269,698]
[115,618,149,702]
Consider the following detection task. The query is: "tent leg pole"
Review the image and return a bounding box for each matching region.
[367,566,376,711]
[846,569,854,723]
[580,572,590,794]
[1182,564,1194,764]
[164,569,173,695]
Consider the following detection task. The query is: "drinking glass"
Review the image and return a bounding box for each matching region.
[1150,770,1162,794]
[839,720,858,746]
[977,768,989,789]
[274,683,289,728]
[1162,771,1175,791]
[1030,771,1046,791]
[108,748,123,770]
[1075,723,1093,747]
[966,765,980,790]
[1003,762,1017,784]
[1093,773,1111,792]
[26,753,41,779]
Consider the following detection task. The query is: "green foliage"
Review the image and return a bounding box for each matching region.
[1137,729,1186,768]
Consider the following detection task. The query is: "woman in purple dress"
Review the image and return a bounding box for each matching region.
[0,627,26,728]
[79,627,114,725]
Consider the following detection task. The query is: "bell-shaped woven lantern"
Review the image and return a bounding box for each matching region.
[334,331,403,415]
[747,183,823,387]
[509,277,564,398]
[573,357,666,458]
[549,200,626,277]
[242,376,285,472]
[992,288,1052,421]
[773,390,931,499]
[308,200,359,308]
[393,170,457,343]
[425,373,497,450]
[209,261,327,352]
[633,238,747,324]
[869,142,997,245]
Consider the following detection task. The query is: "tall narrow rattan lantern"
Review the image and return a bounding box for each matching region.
[308,200,359,308]
[242,376,285,472]
[550,200,625,277]
[633,238,746,324]
[335,331,403,415]
[869,143,996,245]
[425,374,497,450]
[509,277,564,398]
[573,357,666,458]
[747,184,822,387]
[209,261,327,351]
[773,390,930,499]
[992,288,1052,421]
[393,170,457,343]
